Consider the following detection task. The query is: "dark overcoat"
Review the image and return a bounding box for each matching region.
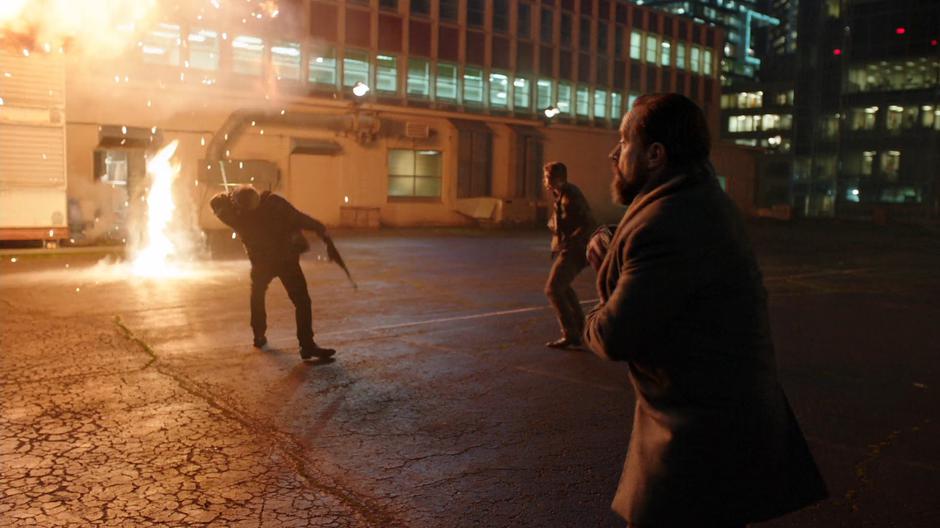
[211,191,326,265]
[584,166,827,526]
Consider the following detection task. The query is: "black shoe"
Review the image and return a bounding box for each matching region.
[300,343,336,360]
[253,336,267,348]
[546,337,582,349]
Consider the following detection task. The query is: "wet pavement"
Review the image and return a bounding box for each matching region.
[1,222,939,527]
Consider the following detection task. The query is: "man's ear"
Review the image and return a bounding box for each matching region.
[647,142,667,169]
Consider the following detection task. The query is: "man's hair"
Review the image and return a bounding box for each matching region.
[628,93,710,168]
[232,185,260,210]
[543,161,567,182]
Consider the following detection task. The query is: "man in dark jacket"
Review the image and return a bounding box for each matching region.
[584,93,827,526]
[211,185,335,360]
[544,161,597,349]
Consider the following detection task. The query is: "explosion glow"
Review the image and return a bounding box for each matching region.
[131,140,181,277]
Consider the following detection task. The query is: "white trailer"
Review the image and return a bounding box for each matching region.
[0,48,68,244]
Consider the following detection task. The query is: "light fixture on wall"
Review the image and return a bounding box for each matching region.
[352,81,370,98]
[543,106,561,119]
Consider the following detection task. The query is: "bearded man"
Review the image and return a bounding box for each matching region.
[584,93,827,527]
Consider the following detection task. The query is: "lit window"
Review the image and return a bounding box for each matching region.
[880,150,900,181]
[849,107,877,131]
[388,150,442,198]
[536,79,553,110]
[646,35,658,64]
[886,105,903,131]
[375,54,399,94]
[690,46,701,73]
[463,67,484,104]
[407,58,432,99]
[142,23,181,67]
[610,92,622,120]
[436,63,459,100]
[309,47,337,86]
[513,77,531,111]
[921,105,936,128]
[861,151,875,176]
[676,42,686,69]
[627,92,639,110]
[232,35,264,76]
[593,89,608,119]
[660,41,671,67]
[557,82,572,114]
[575,85,590,116]
[490,73,509,108]
[630,31,642,60]
[272,42,302,81]
[703,49,713,76]
[188,29,219,70]
[343,49,370,87]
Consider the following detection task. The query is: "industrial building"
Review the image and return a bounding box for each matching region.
[0,0,748,245]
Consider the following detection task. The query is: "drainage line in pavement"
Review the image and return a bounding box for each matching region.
[111,315,403,526]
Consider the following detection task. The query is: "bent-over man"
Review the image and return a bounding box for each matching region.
[544,161,597,349]
[211,185,336,360]
[584,93,827,527]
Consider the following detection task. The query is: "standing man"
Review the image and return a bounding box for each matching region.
[584,94,827,526]
[543,161,596,349]
[211,185,336,360]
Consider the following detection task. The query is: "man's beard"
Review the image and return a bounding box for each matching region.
[610,162,645,206]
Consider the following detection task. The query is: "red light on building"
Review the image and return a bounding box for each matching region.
[833,48,842,56]
[932,39,938,46]
[895,27,906,35]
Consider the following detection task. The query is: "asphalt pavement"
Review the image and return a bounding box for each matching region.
[1,221,938,527]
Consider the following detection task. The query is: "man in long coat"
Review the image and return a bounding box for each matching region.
[584,93,827,526]
[211,185,336,360]
[544,161,597,348]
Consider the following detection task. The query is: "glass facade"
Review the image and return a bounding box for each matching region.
[464,67,484,105]
[490,73,510,108]
[232,35,264,76]
[272,42,302,81]
[436,63,459,100]
[188,29,219,70]
[343,49,370,87]
[309,47,337,86]
[537,79,553,110]
[513,77,531,110]
[407,58,430,97]
[376,54,399,94]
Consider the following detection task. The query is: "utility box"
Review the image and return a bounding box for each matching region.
[0,48,68,243]
[340,206,380,228]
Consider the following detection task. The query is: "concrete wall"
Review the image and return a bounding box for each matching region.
[62,73,751,233]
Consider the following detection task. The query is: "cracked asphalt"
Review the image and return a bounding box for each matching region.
[1,222,939,527]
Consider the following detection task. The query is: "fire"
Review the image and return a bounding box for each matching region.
[131,140,181,277]
[0,0,157,56]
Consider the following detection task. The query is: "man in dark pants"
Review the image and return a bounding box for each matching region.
[584,93,826,526]
[211,185,336,360]
[543,161,596,349]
